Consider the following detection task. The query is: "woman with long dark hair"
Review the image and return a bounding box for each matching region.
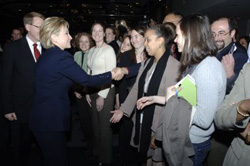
[137,14,227,165]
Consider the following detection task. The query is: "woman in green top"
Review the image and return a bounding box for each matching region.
[74,32,94,72]
[73,32,95,155]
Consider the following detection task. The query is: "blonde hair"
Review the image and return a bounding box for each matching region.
[40,17,69,49]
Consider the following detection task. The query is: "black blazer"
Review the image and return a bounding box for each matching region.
[1,38,36,123]
[117,50,137,103]
[29,46,112,132]
[108,40,120,55]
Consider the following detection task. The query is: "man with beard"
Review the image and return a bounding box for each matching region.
[211,17,248,94]
[206,17,248,166]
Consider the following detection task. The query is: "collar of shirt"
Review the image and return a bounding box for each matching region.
[26,35,42,62]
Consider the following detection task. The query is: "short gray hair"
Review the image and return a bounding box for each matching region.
[23,12,45,25]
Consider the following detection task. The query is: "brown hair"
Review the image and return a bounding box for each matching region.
[91,22,105,34]
[130,26,147,63]
[117,34,133,62]
[178,14,217,80]
[132,26,146,38]
[74,32,94,50]
[105,26,116,35]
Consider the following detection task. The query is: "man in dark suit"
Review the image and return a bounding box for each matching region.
[211,17,248,94]
[0,41,10,165]
[1,12,45,166]
[207,17,248,166]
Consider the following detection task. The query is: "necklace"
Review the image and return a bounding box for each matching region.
[136,51,145,63]
[88,42,106,75]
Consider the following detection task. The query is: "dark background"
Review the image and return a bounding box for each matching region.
[0,0,250,45]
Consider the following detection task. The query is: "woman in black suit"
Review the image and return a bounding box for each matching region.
[29,17,117,166]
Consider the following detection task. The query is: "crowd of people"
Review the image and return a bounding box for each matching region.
[0,10,250,166]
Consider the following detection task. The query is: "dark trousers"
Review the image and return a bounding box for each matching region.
[91,87,115,164]
[0,115,10,165]
[33,132,68,166]
[119,117,137,164]
[76,97,93,149]
[10,121,34,166]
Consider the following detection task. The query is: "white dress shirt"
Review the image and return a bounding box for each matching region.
[26,35,42,62]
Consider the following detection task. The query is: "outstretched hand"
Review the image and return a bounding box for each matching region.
[110,110,124,123]
[137,96,155,110]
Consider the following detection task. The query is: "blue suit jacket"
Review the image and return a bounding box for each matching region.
[29,46,112,132]
[127,63,141,78]
[217,42,248,94]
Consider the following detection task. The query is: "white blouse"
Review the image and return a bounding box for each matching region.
[87,45,116,98]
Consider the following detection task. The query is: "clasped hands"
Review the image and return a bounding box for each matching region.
[111,67,128,81]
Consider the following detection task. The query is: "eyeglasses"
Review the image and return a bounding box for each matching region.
[30,24,41,29]
[212,31,230,38]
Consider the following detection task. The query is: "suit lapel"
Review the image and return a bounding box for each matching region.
[217,42,233,61]
[21,38,36,65]
[19,38,36,73]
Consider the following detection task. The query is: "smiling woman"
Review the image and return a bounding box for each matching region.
[29,17,117,166]
[39,17,72,49]
[110,23,180,165]
[50,26,72,50]
[87,22,116,165]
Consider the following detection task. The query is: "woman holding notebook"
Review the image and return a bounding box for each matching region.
[136,14,227,166]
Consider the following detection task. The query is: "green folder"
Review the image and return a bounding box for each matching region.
[175,74,197,106]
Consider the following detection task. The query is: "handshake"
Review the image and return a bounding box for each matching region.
[111,67,129,81]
